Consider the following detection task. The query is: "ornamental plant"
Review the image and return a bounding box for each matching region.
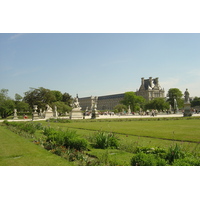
[92,131,119,149]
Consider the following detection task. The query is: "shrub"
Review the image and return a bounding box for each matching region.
[3,121,37,134]
[172,156,200,166]
[46,118,71,123]
[43,127,88,151]
[93,131,119,149]
[165,143,185,164]
[130,152,167,166]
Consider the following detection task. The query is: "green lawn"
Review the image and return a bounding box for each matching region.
[0,125,72,166]
[43,118,200,143]
[1,117,200,166]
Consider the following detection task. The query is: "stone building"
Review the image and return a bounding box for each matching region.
[136,77,165,101]
[78,77,165,111]
[78,93,125,111]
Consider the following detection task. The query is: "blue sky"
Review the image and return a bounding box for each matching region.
[1,33,200,99]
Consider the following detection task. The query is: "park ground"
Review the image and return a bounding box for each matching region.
[1,113,200,166]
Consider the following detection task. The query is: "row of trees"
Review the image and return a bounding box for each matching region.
[1,87,200,118]
[114,88,199,113]
[0,87,73,118]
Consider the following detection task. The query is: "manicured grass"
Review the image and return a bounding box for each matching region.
[1,117,200,166]
[39,118,200,161]
[42,118,200,143]
[0,125,72,166]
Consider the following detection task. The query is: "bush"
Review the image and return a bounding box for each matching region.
[93,131,119,149]
[3,121,37,134]
[43,127,88,151]
[165,143,185,164]
[172,156,200,166]
[46,118,71,123]
[130,152,167,166]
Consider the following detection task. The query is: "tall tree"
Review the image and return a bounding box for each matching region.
[23,87,56,110]
[121,92,146,112]
[145,98,170,111]
[167,88,184,109]
[0,89,15,118]
[191,97,200,107]
[51,90,63,102]
[62,92,72,106]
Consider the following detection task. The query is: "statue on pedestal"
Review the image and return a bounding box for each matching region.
[44,104,53,119]
[184,89,190,104]
[13,109,18,119]
[70,95,83,119]
[183,88,192,117]
[91,96,99,119]
[32,105,39,120]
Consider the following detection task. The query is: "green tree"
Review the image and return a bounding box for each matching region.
[53,101,72,115]
[23,87,56,110]
[62,92,72,106]
[15,93,23,101]
[0,89,15,118]
[14,93,30,113]
[191,97,200,107]
[113,104,127,113]
[167,88,184,109]
[121,92,146,112]
[145,98,170,111]
[51,90,63,102]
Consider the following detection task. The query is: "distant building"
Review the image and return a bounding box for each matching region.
[136,77,165,101]
[79,77,165,111]
[79,93,125,111]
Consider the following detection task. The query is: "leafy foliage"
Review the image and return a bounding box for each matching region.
[113,104,127,113]
[121,92,146,112]
[0,89,15,118]
[145,98,170,111]
[92,131,119,149]
[43,127,88,150]
[167,88,184,109]
[191,97,200,107]
[130,152,167,166]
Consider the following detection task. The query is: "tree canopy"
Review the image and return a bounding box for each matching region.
[0,89,15,118]
[145,98,170,111]
[167,88,184,109]
[23,87,72,114]
[191,97,200,107]
[121,92,146,112]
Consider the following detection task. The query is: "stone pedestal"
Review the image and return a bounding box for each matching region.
[70,108,83,119]
[183,103,192,117]
[32,112,39,120]
[183,89,192,117]
[91,109,99,119]
[45,111,54,119]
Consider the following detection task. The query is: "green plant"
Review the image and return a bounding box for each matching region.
[43,127,88,151]
[172,156,200,166]
[165,143,185,164]
[93,131,119,149]
[130,152,167,166]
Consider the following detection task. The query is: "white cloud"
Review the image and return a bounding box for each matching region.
[9,33,25,40]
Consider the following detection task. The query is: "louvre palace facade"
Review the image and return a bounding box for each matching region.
[79,77,165,111]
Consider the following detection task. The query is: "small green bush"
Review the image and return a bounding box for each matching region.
[46,118,71,123]
[130,152,167,166]
[172,156,200,166]
[93,131,119,149]
[165,143,185,164]
[3,121,37,134]
[43,127,88,151]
